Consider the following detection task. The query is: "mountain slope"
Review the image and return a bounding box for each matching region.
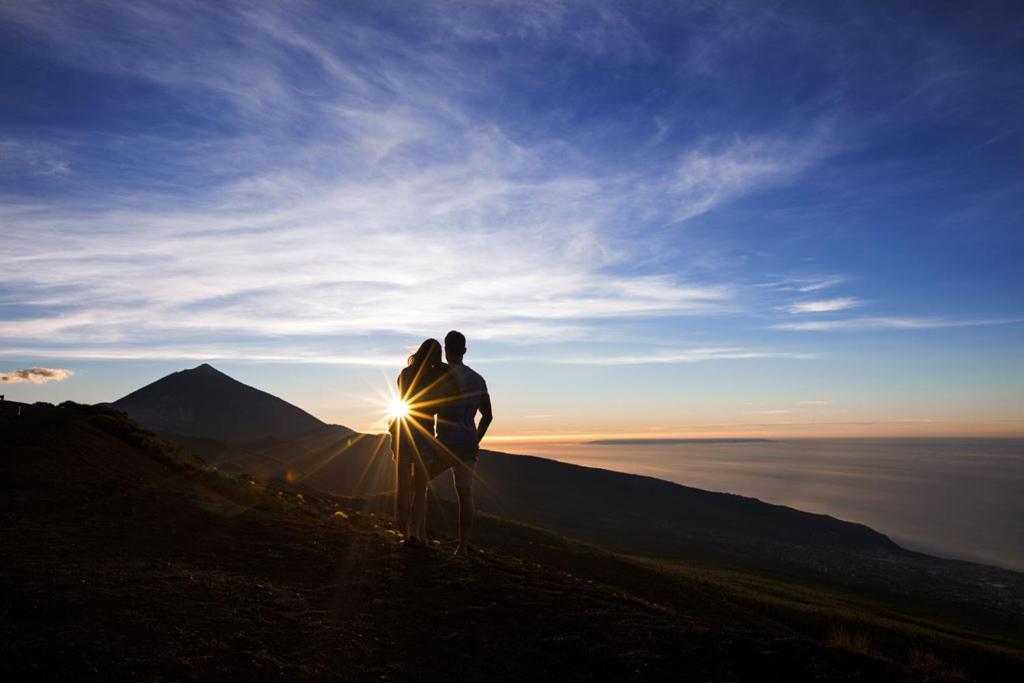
[429,451,1024,625]
[115,366,897,554]
[2,402,923,681]
[111,363,337,440]
[462,449,897,553]
[107,365,1024,624]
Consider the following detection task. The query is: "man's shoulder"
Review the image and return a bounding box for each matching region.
[459,364,487,390]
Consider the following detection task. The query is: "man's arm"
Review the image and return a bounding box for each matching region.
[476,391,493,444]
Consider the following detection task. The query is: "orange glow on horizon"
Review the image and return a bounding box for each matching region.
[480,421,1024,444]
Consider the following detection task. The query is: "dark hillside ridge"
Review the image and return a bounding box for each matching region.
[111,363,343,441]
[442,450,898,555]
[3,402,920,681]
[101,364,1024,623]
[107,366,907,556]
[437,452,1024,623]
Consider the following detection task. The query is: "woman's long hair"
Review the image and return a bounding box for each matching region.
[402,338,443,401]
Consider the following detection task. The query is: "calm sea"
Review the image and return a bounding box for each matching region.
[503,439,1024,572]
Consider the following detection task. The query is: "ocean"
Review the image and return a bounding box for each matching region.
[501,439,1024,572]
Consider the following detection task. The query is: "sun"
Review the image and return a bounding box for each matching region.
[387,397,410,420]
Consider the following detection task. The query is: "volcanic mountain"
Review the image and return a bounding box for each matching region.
[111,364,390,494]
[112,363,336,441]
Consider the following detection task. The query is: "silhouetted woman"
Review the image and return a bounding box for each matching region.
[391,338,445,546]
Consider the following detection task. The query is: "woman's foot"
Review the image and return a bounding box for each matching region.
[453,544,469,558]
[402,536,428,549]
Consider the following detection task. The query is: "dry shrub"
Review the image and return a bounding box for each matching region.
[826,626,879,659]
[907,648,966,680]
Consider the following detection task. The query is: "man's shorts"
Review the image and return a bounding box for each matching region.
[430,441,478,489]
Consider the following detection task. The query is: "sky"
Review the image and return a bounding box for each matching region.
[1,0,1022,439]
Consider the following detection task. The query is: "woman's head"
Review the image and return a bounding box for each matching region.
[407,338,442,371]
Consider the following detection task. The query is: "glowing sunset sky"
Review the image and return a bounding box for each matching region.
[1,1,1022,438]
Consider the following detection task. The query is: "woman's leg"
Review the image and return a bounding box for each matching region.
[418,487,428,540]
[396,460,412,537]
[409,462,430,541]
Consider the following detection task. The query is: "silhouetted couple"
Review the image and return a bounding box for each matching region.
[391,330,492,557]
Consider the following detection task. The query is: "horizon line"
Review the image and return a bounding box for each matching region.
[480,426,1024,444]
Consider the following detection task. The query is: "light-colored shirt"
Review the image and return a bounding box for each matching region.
[437,364,487,455]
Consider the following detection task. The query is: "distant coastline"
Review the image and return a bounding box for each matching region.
[586,438,773,445]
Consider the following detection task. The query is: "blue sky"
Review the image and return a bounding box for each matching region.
[1,1,1022,438]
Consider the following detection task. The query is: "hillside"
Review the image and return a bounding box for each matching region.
[108,365,1024,625]
[461,449,896,553]
[0,401,935,681]
[434,451,1024,621]
[111,366,901,553]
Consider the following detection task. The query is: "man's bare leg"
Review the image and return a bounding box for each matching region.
[454,474,474,557]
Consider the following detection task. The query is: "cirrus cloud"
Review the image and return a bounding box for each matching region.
[772,317,1022,332]
[783,297,862,314]
[0,0,828,362]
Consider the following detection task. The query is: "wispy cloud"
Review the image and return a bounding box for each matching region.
[0,139,70,176]
[0,367,74,383]
[797,400,833,406]
[3,0,1013,377]
[0,344,819,369]
[759,276,846,293]
[0,345,398,366]
[783,297,862,314]
[667,135,829,222]
[773,317,1022,332]
[556,348,818,365]
[0,1,832,362]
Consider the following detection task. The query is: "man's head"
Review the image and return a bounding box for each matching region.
[444,330,467,364]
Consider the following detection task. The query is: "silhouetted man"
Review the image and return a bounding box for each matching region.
[434,330,492,557]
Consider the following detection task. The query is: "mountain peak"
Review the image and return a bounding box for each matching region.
[112,365,334,441]
[184,362,225,376]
